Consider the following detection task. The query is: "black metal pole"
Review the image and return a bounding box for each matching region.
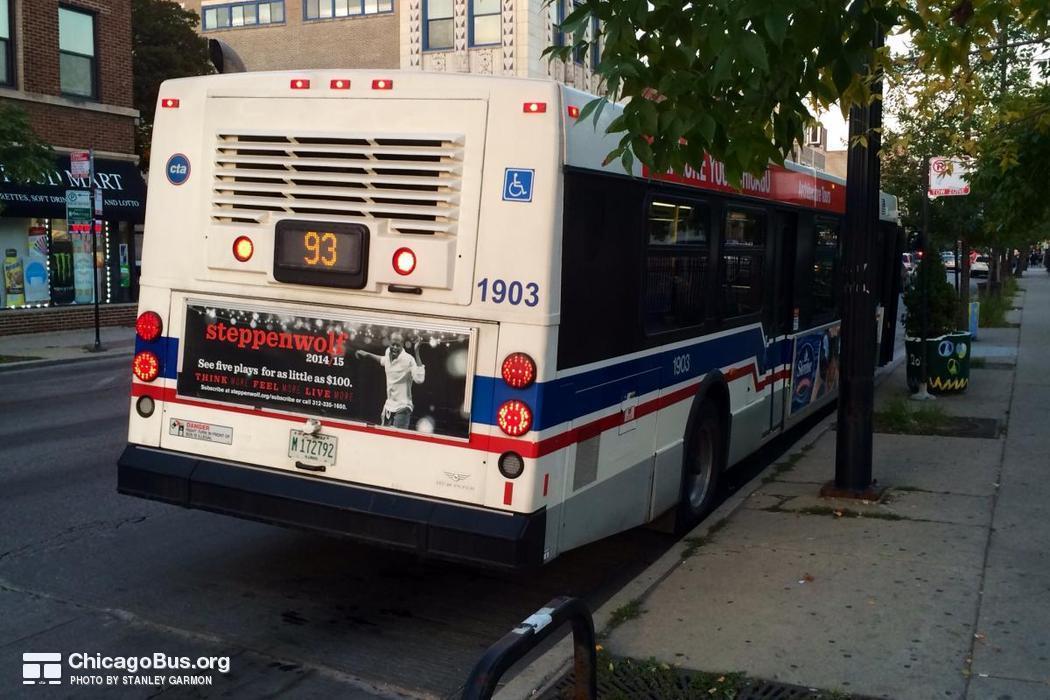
[832,25,883,495]
[90,149,102,351]
[918,163,930,392]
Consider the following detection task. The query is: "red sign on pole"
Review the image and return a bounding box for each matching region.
[928,157,971,198]
[70,150,92,179]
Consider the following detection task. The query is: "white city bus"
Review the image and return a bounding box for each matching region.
[120,71,901,568]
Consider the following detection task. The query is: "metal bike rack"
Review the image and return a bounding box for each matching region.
[461,595,597,700]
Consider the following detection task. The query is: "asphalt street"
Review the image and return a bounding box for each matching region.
[0,357,680,698]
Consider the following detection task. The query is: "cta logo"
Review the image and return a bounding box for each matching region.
[165,154,191,185]
[23,653,62,685]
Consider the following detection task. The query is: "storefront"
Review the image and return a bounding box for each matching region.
[0,154,146,313]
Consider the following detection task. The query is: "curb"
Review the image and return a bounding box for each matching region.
[496,352,906,700]
[0,348,133,373]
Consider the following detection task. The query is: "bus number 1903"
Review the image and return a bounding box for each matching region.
[477,278,539,307]
[672,354,691,376]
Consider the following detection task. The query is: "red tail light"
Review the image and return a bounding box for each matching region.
[497,400,532,437]
[392,247,416,275]
[133,351,160,382]
[501,353,536,389]
[233,236,254,262]
[136,311,163,342]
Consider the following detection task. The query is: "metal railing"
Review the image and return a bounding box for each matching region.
[461,595,597,700]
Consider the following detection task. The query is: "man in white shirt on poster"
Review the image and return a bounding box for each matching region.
[355,332,425,429]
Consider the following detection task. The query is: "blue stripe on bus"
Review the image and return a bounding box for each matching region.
[474,327,792,431]
[139,327,794,431]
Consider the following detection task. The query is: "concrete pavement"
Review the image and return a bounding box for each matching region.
[514,272,1048,699]
[0,325,135,371]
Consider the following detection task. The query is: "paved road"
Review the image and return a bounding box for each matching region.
[0,356,828,698]
[0,357,679,698]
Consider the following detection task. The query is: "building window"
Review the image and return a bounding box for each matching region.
[590,17,600,71]
[59,7,96,98]
[424,0,453,50]
[303,0,392,21]
[202,1,286,30]
[470,0,500,47]
[644,199,710,333]
[571,1,584,64]
[811,217,840,321]
[719,208,767,319]
[1,0,12,87]
[553,0,564,48]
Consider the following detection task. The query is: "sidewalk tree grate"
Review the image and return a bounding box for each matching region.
[540,657,877,699]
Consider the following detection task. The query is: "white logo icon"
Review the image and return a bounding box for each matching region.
[23,653,62,685]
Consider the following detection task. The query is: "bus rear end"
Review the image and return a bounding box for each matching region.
[119,71,563,568]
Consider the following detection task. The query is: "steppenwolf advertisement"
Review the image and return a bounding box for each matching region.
[177,303,473,438]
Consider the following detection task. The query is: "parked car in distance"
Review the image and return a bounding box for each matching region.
[941,251,956,270]
[972,255,990,277]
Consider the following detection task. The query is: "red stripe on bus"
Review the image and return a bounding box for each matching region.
[129,360,791,459]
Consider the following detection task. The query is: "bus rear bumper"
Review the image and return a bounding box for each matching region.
[117,444,546,569]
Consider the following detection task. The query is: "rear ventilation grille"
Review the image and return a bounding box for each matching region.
[211,133,463,235]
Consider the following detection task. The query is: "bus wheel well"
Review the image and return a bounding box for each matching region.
[690,374,730,467]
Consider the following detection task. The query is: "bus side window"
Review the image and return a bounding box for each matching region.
[643,198,710,334]
[811,217,840,323]
[719,208,767,321]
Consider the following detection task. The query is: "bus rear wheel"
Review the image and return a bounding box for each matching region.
[675,401,723,534]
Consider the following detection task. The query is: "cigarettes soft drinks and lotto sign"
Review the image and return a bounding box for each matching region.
[177,303,473,438]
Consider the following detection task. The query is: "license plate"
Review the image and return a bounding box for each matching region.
[288,430,337,468]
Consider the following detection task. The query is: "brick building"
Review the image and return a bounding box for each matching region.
[184,1,603,91]
[181,0,400,71]
[0,0,145,334]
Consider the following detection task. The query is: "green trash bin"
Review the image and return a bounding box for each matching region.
[906,331,972,393]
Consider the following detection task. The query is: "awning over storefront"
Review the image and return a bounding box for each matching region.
[0,155,146,222]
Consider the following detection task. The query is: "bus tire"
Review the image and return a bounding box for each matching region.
[675,400,724,534]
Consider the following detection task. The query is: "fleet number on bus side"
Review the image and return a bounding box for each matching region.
[476,278,540,307]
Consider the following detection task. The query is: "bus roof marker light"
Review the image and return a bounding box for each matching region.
[496,400,532,437]
[161,98,180,109]
[136,311,163,342]
[392,247,416,276]
[567,105,580,119]
[523,102,547,114]
[290,79,310,89]
[372,79,393,90]
[501,352,536,389]
[330,79,350,90]
[133,351,161,383]
[233,236,254,262]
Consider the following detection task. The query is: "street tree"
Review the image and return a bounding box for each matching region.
[0,103,55,214]
[132,0,213,168]
[548,0,1050,183]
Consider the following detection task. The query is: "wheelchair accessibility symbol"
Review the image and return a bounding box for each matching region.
[502,168,534,202]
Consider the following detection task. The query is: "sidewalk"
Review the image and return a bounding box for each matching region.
[0,325,135,371]
[515,272,1048,699]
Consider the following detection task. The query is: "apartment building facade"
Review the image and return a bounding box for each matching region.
[185,0,601,90]
[0,0,145,334]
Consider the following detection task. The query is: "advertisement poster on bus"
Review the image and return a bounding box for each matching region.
[177,303,474,438]
[790,323,842,415]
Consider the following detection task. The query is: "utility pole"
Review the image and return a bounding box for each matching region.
[89,148,102,352]
[827,24,884,498]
